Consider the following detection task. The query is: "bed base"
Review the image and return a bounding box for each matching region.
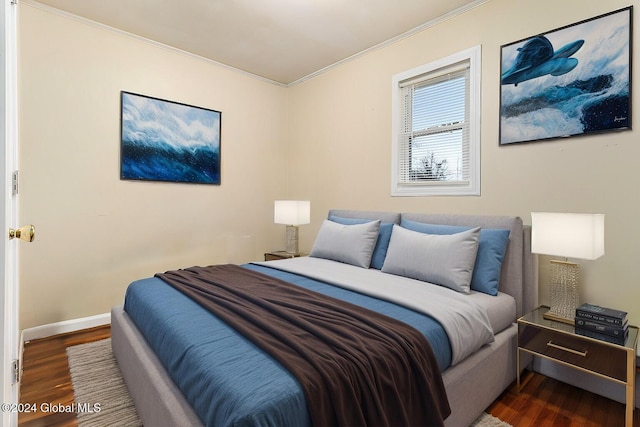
[112,210,536,426]
[111,306,201,427]
[112,305,518,427]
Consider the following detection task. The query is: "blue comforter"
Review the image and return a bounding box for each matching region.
[123,263,452,427]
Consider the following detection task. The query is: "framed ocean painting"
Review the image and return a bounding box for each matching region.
[499,6,632,145]
[120,91,221,184]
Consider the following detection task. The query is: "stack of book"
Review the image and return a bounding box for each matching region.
[575,303,628,345]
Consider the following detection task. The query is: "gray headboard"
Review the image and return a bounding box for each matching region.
[328,210,537,317]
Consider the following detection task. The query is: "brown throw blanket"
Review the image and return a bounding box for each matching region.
[156,264,450,426]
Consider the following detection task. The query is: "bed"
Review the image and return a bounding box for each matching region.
[111,210,537,426]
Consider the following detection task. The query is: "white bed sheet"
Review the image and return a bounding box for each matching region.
[469,290,516,334]
[257,257,495,365]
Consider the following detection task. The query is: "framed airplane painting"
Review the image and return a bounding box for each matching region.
[499,6,632,145]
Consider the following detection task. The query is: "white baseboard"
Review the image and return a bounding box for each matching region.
[22,312,111,343]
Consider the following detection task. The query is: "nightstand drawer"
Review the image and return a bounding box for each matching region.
[519,323,627,382]
[518,306,638,427]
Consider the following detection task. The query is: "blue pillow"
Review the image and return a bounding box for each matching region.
[328,215,393,270]
[400,219,510,296]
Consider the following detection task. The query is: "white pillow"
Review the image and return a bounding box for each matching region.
[309,219,380,268]
[381,225,480,293]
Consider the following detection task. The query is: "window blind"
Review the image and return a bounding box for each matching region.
[398,65,470,184]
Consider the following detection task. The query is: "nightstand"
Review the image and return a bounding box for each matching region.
[518,306,638,426]
[264,251,306,261]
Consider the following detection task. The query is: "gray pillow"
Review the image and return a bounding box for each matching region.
[381,225,480,293]
[310,219,380,268]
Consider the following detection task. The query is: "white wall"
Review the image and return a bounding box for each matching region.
[18,0,640,332]
[287,0,640,327]
[18,4,290,329]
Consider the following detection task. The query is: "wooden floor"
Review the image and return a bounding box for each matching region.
[18,325,638,427]
[18,325,110,427]
[487,369,639,426]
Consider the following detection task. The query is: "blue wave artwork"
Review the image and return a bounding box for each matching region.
[121,92,221,184]
[500,8,630,144]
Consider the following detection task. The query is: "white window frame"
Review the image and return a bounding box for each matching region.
[391,45,481,196]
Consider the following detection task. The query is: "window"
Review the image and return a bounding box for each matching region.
[391,46,481,196]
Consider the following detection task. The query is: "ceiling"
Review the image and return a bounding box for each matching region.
[29,0,484,85]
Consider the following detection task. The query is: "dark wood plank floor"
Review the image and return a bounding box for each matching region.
[486,369,639,426]
[18,325,110,427]
[18,325,637,426]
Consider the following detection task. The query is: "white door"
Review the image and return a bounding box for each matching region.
[1,1,19,426]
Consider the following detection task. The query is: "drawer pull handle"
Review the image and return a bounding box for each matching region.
[546,341,588,357]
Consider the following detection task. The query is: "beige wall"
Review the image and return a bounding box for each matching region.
[18,0,640,330]
[18,4,289,328]
[288,0,640,326]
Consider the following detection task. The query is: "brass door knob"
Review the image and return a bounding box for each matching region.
[8,225,35,242]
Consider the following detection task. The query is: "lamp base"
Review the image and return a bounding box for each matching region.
[545,260,579,324]
[543,310,575,325]
[285,225,299,255]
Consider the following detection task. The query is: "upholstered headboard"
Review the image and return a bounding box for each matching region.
[328,210,537,317]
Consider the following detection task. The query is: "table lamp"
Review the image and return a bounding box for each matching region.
[531,212,605,324]
[274,200,310,255]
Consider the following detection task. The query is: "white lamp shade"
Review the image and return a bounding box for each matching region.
[531,212,604,260]
[274,200,310,225]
